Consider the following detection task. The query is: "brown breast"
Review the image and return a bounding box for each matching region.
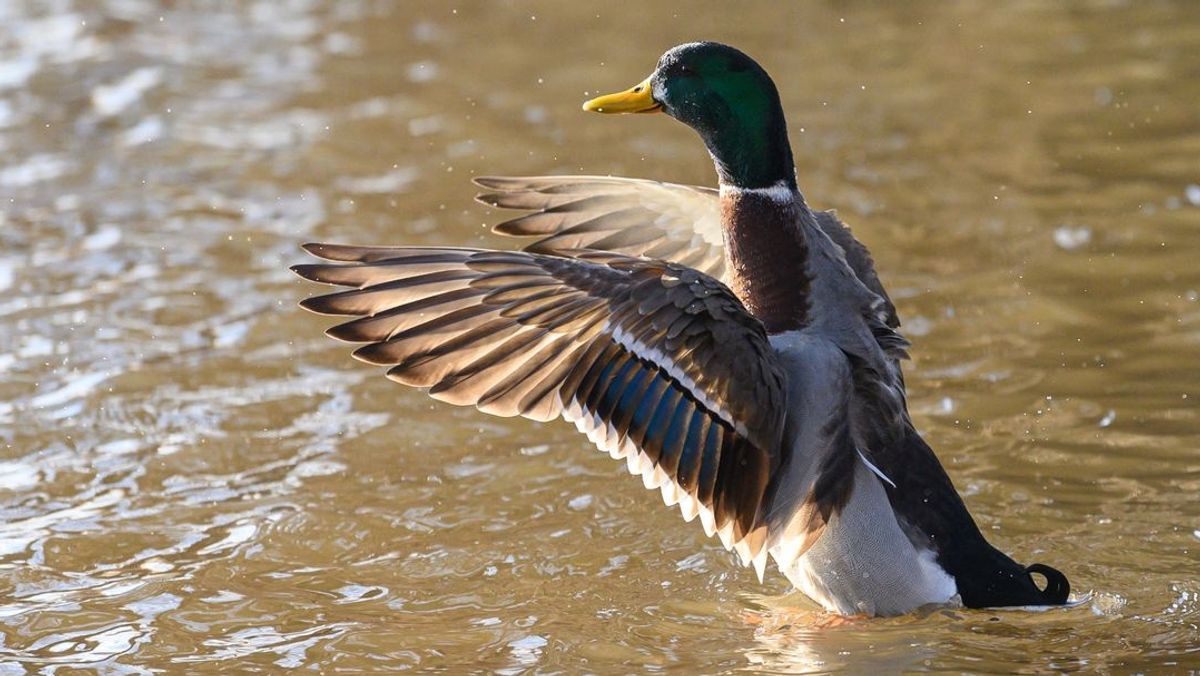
[719,191,811,333]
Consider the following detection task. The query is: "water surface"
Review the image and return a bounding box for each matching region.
[1,1,1198,671]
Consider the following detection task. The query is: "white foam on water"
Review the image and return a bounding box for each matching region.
[30,371,111,409]
[91,67,163,117]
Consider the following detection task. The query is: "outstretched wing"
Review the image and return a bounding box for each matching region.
[474,176,725,279]
[475,175,900,328]
[293,245,788,574]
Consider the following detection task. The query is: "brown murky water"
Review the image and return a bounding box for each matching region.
[2,1,1198,671]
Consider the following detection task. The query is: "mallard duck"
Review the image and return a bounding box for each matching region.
[292,41,1070,616]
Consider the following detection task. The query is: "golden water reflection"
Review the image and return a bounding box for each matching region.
[1,0,1198,671]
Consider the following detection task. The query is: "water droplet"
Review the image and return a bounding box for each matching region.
[1185,184,1200,207]
[1053,225,1092,251]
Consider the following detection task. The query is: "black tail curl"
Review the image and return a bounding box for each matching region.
[1026,563,1071,604]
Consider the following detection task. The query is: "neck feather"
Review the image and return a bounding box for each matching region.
[702,99,796,190]
[720,188,810,332]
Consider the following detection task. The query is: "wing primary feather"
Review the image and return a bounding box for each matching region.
[425,327,552,395]
[473,334,578,415]
[299,269,477,315]
[479,279,570,304]
[515,343,595,421]
[325,288,487,342]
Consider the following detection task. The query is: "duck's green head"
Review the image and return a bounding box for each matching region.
[583,42,795,191]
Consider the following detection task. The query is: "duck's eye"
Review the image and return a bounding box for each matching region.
[676,65,693,76]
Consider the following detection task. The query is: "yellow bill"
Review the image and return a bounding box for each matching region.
[582,75,662,114]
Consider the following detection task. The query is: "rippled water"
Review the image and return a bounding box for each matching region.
[1,1,1198,671]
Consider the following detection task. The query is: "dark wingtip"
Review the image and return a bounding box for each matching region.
[291,263,325,281]
[325,320,369,342]
[491,217,532,236]
[471,176,507,189]
[292,244,331,280]
[298,295,329,313]
[352,341,395,366]
[474,192,503,207]
[1026,563,1070,605]
[298,293,361,316]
